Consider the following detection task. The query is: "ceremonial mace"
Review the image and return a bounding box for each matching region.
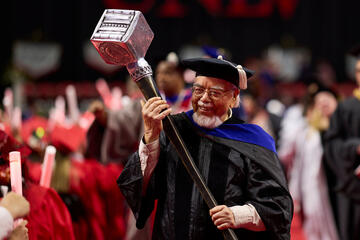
[91,9,238,240]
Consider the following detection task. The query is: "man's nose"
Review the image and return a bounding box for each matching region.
[200,90,211,102]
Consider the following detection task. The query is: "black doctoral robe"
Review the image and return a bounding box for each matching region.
[118,112,293,240]
[324,96,360,240]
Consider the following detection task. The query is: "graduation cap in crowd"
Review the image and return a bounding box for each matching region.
[157,52,184,75]
[0,130,31,164]
[50,124,87,154]
[181,56,255,90]
[201,45,231,60]
[21,116,49,151]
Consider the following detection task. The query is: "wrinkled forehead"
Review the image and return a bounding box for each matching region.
[194,76,235,90]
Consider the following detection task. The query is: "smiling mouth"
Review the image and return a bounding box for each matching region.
[198,106,212,112]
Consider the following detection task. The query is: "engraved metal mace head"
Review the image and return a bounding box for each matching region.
[90,9,154,67]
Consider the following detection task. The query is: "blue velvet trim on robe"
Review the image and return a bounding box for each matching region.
[185,110,277,153]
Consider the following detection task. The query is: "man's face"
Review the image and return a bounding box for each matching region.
[355,60,360,87]
[191,76,238,121]
[155,61,183,96]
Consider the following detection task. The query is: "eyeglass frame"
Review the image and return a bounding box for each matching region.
[191,84,235,100]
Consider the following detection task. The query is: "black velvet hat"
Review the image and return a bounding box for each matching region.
[181,57,255,89]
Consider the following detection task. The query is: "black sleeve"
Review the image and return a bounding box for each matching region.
[117,132,168,229]
[245,157,293,240]
[324,103,360,201]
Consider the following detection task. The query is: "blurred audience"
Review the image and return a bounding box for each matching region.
[0,129,75,240]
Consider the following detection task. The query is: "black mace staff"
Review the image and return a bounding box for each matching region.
[91,9,238,240]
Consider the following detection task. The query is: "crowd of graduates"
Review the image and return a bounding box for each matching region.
[1,47,360,240]
[0,88,128,239]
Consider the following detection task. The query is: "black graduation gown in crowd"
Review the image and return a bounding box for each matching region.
[324,97,360,240]
[118,112,293,240]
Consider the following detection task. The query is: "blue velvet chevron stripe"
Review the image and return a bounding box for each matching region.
[185,110,276,153]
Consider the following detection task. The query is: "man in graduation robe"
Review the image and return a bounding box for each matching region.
[323,46,360,240]
[118,57,293,240]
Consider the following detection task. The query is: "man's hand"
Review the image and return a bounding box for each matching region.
[209,205,236,230]
[142,97,172,144]
[9,220,29,240]
[0,192,30,219]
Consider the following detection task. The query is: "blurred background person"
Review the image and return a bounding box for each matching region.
[241,90,281,143]
[86,84,143,165]
[155,52,193,114]
[85,77,150,240]
[289,83,339,240]
[323,45,360,240]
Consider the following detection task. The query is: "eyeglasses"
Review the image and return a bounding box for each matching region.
[192,86,233,100]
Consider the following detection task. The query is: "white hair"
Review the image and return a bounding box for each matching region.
[193,112,223,129]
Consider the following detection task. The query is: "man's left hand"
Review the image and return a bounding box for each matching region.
[209,205,236,230]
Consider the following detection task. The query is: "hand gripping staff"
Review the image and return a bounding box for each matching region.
[91,9,238,240]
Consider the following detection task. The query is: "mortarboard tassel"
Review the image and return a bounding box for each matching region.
[236,65,248,90]
[217,55,248,90]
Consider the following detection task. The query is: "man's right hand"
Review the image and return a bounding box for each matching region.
[141,97,172,144]
[0,192,30,219]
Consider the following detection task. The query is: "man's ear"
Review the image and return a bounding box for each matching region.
[229,90,240,108]
[233,89,240,98]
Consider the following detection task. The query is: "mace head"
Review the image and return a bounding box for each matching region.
[90,9,154,66]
